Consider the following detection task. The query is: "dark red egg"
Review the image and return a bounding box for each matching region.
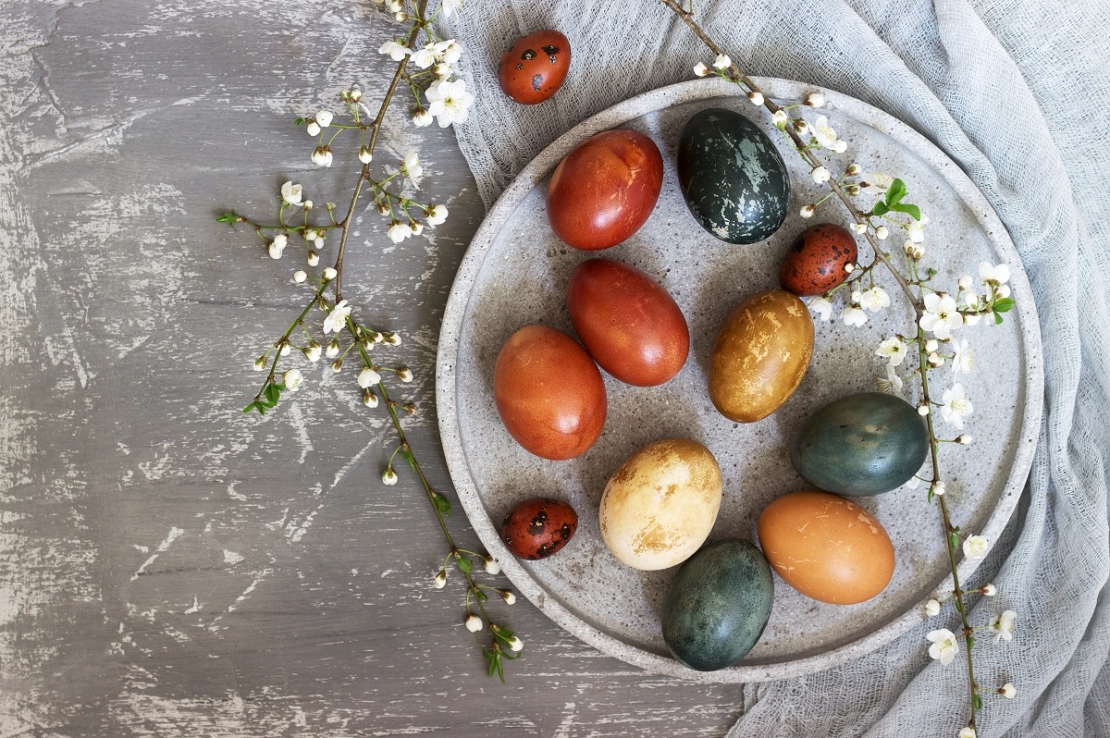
[779,224,858,296]
[500,497,578,560]
[546,129,664,251]
[493,325,607,460]
[498,30,571,105]
[567,258,689,386]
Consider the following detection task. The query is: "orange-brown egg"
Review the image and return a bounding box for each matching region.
[757,490,895,605]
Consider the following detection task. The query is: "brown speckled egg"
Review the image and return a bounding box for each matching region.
[779,224,858,296]
[500,498,578,560]
[498,30,570,105]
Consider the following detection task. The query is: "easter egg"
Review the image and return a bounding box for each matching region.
[546,129,664,250]
[500,497,578,560]
[758,490,895,604]
[779,223,858,296]
[493,325,606,460]
[599,439,722,571]
[791,392,928,496]
[662,540,774,671]
[497,30,571,105]
[708,289,814,422]
[566,258,689,386]
[677,107,790,244]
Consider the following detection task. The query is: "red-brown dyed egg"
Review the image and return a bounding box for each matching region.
[779,224,858,296]
[493,325,607,460]
[498,30,571,105]
[567,258,689,386]
[500,497,578,560]
[546,129,664,251]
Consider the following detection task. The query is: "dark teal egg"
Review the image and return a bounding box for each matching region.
[791,392,928,496]
[661,539,773,671]
[677,107,790,244]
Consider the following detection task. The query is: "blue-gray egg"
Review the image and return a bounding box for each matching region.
[661,539,773,671]
[677,107,790,244]
[791,391,928,496]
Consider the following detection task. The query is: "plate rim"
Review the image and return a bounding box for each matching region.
[435,76,1044,682]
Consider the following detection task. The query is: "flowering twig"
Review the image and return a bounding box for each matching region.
[221,0,518,681]
[665,1,1018,733]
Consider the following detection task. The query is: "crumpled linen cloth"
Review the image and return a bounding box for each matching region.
[442,0,1110,735]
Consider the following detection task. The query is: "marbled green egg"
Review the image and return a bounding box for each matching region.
[677,107,790,244]
[661,539,773,671]
[791,392,928,496]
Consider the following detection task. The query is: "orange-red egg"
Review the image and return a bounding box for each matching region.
[500,497,578,560]
[546,129,664,251]
[757,490,895,605]
[567,258,689,386]
[779,224,858,296]
[497,30,571,105]
[493,325,607,460]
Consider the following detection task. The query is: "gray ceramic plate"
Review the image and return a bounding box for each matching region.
[436,77,1042,682]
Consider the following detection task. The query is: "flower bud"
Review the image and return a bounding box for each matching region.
[465,614,483,632]
[358,367,381,388]
[771,109,788,128]
[843,263,855,273]
[303,200,313,211]
[917,403,930,416]
[925,599,941,616]
[693,61,709,77]
[748,90,764,106]
[314,110,333,128]
[305,345,322,363]
[325,340,340,359]
[253,356,267,371]
[382,467,398,486]
[383,331,401,346]
[279,344,292,357]
[958,274,974,290]
[293,270,307,283]
[501,590,516,605]
[483,557,500,575]
[306,121,321,137]
[507,635,523,652]
[925,339,939,352]
[930,481,946,496]
[283,368,303,391]
[805,92,825,108]
[875,225,889,240]
[331,359,343,372]
[928,352,943,367]
[307,251,320,266]
[982,583,997,596]
[350,88,362,102]
[403,403,417,416]
[850,222,867,234]
[363,389,379,408]
[800,204,815,219]
[845,184,861,196]
[1000,683,1016,699]
[397,367,413,383]
[712,53,730,70]
[811,166,831,184]
[323,267,337,280]
[793,119,809,135]
[358,147,373,164]
[957,434,973,445]
[846,163,861,176]
[433,569,447,589]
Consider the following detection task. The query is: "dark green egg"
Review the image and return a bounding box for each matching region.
[662,539,773,671]
[791,392,928,496]
[677,107,790,244]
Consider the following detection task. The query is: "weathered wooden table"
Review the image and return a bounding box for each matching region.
[0,2,748,734]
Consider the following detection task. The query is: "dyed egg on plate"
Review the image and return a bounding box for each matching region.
[758,490,895,605]
[779,223,858,296]
[791,392,928,496]
[708,289,814,422]
[677,107,790,244]
[493,325,606,460]
[546,129,664,250]
[497,30,571,105]
[500,497,578,560]
[662,539,774,671]
[599,439,722,571]
[566,258,689,386]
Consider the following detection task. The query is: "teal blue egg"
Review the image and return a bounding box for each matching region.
[791,391,928,496]
[661,539,773,671]
[677,107,790,244]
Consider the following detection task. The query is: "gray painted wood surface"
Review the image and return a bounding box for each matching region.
[0,2,750,735]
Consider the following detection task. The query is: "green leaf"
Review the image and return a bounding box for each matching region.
[475,589,489,602]
[967,634,976,651]
[484,649,498,677]
[994,297,1015,313]
[243,401,262,414]
[294,117,304,125]
[949,532,960,549]
[216,211,238,224]
[400,447,417,471]
[456,556,472,574]
[872,201,890,217]
[954,598,965,615]
[995,311,1004,325]
[886,178,907,206]
[973,694,983,711]
[889,202,922,220]
[432,493,452,515]
[927,489,935,504]
[263,382,282,408]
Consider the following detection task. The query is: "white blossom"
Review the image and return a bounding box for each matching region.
[403,151,422,179]
[907,213,929,243]
[410,221,424,237]
[281,181,303,206]
[771,109,788,128]
[951,338,973,374]
[397,367,414,383]
[379,40,411,61]
[305,345,321,363]
[435,39,463,65]
[388,222,411,244]
[410,44,437,69]
[363,390,378,408]
[940,383,974,429]
[325,341,340,359]
[465,614,483,632]
[962,534,989,560]
[1001,683,1016,699]
[959,728,977,738]
[425,78,474,127]
[957,433,974,445]
[311,146,333,167]
[850,222,867,234]
[904,239,924,260]
[813,115,840,148]
[283,368,303,391]
[931,480,946,497]
[307,251,320,267]
[829,139,848,153]
[842,306,868,327]
[875,225,889,240]
[870,172,894,191]
[963,311,983,327]
[279,344,292,357]
[989,610,1016,643]
[306,121,321,136]
[877,336,908,366]
[358,367,381,388]
[917,403,930,416]
[314,110,333,128]
[979,262,1011,284]
[441,0,462,17]
[809,296,833,322]
[811,165,831,184]
[426,204,448,226]
[859,287,891,313]
[927,628,959,666]
[382,467,398,486]
[323,267,337,280]
[997,284,1011,299]
[712,53,730,70]
[925,338,939,353]
[507,635,523,652]
[925,599,941,617]
[323,299,351,334]
[412,108,433,127]
[268,233,288,259]
[928,351,944,368]
[432,62,454,79]
[693,61,709,77]
[359,147,373,163]
[434,569,447,588]
[958,274,974,290]
[383,332,401,346]
[483,557,500,575]
[877,363,904,397]
[983,583,997,596]
[920,292,963,340]
[805,91,825,107]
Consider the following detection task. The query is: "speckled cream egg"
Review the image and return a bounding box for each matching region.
[599,439,722,571]
[757,490,895,605]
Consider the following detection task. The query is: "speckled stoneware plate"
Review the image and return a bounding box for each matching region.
[436,77,1042,682]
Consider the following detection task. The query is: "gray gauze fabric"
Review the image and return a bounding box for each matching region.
[439,0,1110,735]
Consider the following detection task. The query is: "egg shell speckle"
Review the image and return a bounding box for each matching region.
[779,223,859,296]
[501,497,578,560]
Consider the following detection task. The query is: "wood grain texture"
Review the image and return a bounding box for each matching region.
[0,1,749,735]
